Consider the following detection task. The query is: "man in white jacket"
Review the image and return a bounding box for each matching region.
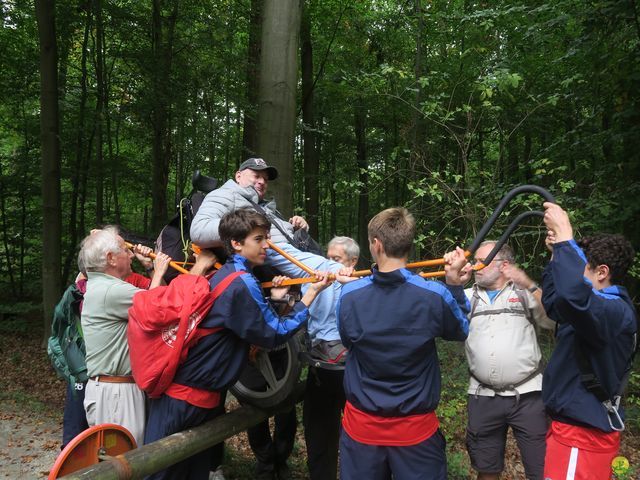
[190,158,346,364]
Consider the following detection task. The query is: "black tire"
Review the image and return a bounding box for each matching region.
[230,332,304,408]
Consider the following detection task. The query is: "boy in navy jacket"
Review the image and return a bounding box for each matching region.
[145,209,330,480]
[335,207,471,480]
[541,202,637,480]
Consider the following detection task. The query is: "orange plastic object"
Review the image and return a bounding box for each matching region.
[48,423,136,479]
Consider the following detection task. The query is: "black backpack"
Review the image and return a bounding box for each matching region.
[156,171,219,284]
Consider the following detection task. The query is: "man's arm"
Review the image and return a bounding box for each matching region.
[546,240,633,346]
[438,246,471,340]
[543,203,628,344]
[224,274,311,349]
[188,249,218,276]
[503,263,555,330]
[190,189,234,247]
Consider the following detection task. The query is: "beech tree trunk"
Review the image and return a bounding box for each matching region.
[94,0,105,224]
[242,0,262,159]
[151,0,178,233]
[62,8,91,286]
[35,0,62,340]
[354,102,368,251]
[301,4,319,238]
[256,0,301,217]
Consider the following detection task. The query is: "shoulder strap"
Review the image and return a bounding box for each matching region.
[210,270,245,300]
[246,198,296,245]
[573,339,611,403]
[468,287,480,320]
[186,270,247,346]
[514,288,535,325]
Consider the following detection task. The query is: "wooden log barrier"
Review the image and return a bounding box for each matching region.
[59,383,305,479]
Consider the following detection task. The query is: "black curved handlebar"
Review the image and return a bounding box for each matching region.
[478,211,545,268]
[467,185,555,255]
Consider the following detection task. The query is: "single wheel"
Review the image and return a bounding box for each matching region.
[48,423,136,479]
[230,332,304,408]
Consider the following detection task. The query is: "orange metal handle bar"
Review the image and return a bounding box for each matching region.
[125,242,190,274]
[351,251,472,277]
[260,251,474,288]
[266,240,316,276]
[418,262,487,279]
[262,269,450,288]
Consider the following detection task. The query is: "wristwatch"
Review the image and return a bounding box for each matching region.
[528,284,539,293]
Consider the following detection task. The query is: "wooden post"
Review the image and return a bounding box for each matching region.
[59,384,304,479]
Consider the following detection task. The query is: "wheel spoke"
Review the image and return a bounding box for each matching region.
[255,350,279,390]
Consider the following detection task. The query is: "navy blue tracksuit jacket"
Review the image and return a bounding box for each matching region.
[172,253,310,391]
[541,239,637,432]
[337,267,470,417]
[145,254,310,479]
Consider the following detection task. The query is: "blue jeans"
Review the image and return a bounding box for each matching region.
[266,242,343,343]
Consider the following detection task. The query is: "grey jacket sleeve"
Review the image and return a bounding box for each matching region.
[189,189,234,247]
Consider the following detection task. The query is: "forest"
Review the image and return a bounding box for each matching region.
[1,0,639,330]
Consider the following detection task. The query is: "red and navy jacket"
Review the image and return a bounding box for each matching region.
[541,239,637,432]
[171,254,310,392]
[337,267,470,418]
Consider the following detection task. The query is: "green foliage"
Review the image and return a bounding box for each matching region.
[1,0,639,299]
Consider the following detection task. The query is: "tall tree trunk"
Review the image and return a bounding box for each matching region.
[256,0,302,217]
[106,56,120,224]
[354,102,368,251]
[151,0,178,233]
[175,98,186,201]
[242,0,262,158]
[523,131,532,182]
[35,0,62,340]
[0,159,17,296]
[601,106,613,166]
[79,126,95,242]
[507,130,518,181]
[62,8,90,285]
[329,151,336,236]
[94,0,105,224]
[411,0,427,170]
[301,3,319,238]
[19,99,31,295]
[224,91,231,179]
[204,94,218,176]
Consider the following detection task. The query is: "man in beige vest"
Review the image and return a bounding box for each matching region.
[465,241,554,480]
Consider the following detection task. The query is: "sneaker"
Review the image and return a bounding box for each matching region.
[310,340,348,365]
[209,467,226,480]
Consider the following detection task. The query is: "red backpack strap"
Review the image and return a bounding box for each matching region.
[211,270,246,300]
[187,270,247,343]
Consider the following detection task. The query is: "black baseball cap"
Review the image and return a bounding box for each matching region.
[238,157,279,180]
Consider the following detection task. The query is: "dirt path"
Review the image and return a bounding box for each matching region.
[0,403,61,479]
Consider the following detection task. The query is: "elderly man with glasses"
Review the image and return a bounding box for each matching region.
[464,241,554,480]
[80,227,170,446]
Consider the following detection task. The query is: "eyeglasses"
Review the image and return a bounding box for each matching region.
[472,258,505,266]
